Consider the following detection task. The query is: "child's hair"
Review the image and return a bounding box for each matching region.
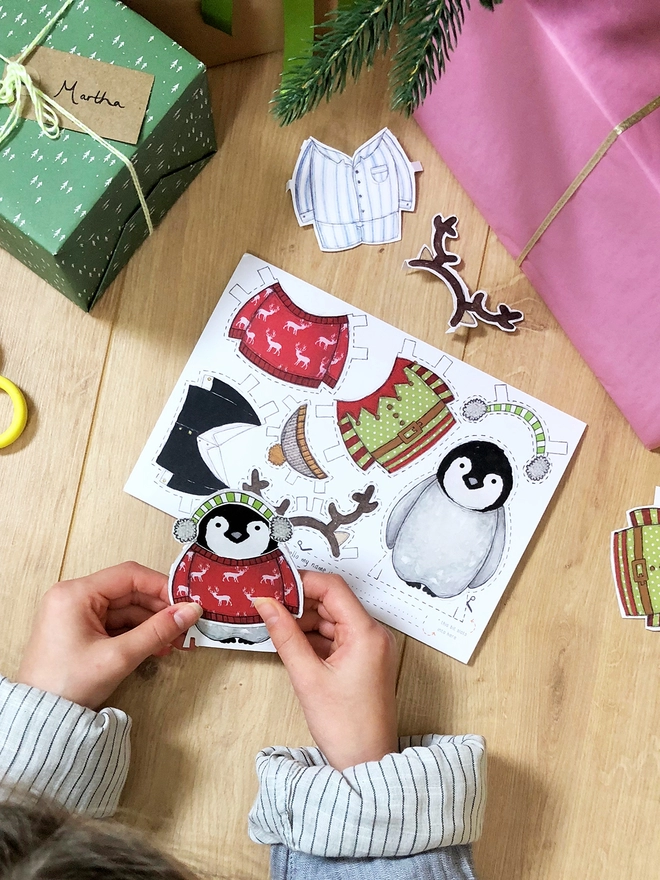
[0,800,195,879]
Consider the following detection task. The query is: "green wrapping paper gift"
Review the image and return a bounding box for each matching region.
[0,0,217,310]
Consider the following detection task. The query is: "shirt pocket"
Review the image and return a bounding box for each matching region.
[370,164,389,184]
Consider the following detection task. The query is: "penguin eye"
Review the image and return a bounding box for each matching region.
[490,478,497,485]
[214,522,221,528]
[459,462,466,469]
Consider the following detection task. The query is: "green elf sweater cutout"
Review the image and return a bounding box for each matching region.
[337,359,456,473]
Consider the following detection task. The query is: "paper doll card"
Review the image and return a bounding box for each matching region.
[126,254,586,662]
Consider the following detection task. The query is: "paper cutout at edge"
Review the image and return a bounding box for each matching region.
[611,505,660,628]
[288,128,422,253]
[405,213,524,333]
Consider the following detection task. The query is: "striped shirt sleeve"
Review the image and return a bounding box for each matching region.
[0,677,131,819]
[291,139,315,226]
[248,734,486,859]
[382,129,416,211]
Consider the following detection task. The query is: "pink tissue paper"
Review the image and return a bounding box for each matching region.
[415,0,660,448]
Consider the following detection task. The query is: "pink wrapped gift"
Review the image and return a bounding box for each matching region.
[415,0,660,448]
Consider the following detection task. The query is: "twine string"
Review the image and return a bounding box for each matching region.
[516,94,660,266]
[0,0,153,233]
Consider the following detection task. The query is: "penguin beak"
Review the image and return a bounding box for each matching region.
[466,476,480,488]
[229,530,244,541]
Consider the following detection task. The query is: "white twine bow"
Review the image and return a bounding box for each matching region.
[0,0,153,233]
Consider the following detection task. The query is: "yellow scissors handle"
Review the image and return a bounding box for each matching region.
[0,375,28,448]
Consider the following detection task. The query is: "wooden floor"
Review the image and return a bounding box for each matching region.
[2,52,659,880]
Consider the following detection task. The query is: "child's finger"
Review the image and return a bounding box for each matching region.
[72,562,169,603]
[297,606,323,632]
[106,592,168,613]
[317,618,336,641]
[306,631,334,660]
[301,571,372,628]
[112,602,202,669]
[105,605,154,631]
[253,597,322,685]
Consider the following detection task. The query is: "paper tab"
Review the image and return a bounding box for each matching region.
[23,47,154,145]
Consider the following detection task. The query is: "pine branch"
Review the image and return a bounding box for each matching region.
[390,0,467,115]
[273,0,405,126]
[272,0,503,125]
[391,0,503,114]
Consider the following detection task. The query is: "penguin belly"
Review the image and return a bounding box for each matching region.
[391,484,498,598]
[196,618,270,643]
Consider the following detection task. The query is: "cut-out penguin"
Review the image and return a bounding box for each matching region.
[386,440,513,598]
[169,491,303,644]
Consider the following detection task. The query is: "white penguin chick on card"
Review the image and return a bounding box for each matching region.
[386,441,513,598]
[203,511,273,559]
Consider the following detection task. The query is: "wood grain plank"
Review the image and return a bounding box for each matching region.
[0,252,119,677]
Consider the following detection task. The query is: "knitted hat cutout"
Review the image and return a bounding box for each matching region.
[268,404,327,480]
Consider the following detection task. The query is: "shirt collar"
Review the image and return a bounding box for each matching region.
[309,127,389,164]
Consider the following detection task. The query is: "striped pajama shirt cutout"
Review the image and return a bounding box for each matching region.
[291,129,418,253]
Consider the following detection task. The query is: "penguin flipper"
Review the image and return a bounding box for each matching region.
[469,507,506,590]
[385,476,435,549]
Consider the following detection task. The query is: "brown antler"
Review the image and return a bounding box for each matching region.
[242,469,290,515]
[290,486,378,558]
[242,469,269,496]
[243,469,378,554]
[406,213,524,333]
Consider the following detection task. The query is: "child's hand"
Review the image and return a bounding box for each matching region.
[254,572,399,771]
[17,562,202,710]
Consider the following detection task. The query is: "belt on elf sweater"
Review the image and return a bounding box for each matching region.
[632,525,653,616]
[370,400,448,460]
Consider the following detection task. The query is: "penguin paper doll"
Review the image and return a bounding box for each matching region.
[386,441,513,599]
[169,491,303,646]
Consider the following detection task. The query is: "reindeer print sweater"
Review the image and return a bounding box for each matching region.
[171,544,302,624]
[229,283,350,389]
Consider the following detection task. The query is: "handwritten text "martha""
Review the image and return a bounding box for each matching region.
[53,80,126,109]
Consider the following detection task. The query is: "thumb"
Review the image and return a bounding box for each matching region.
[114,602,203,670]
[253,598,320,685]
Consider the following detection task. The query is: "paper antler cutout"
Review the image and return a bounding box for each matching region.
[242,469,378,557]
[406,214,524,333]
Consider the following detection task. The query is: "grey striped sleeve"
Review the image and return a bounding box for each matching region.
[248,734,486,859]
[0,677,131,818]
